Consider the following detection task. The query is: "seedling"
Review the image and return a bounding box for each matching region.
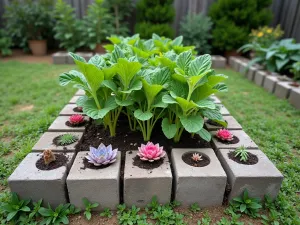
[82,197,99,220]
[100,208,113,218]
[234,146,249,162]
[190,202,201,213]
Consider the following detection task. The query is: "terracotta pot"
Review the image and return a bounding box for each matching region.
[94,43,106,54]
[28,40,47,56]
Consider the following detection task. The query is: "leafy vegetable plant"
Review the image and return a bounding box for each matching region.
[82,197,99,220]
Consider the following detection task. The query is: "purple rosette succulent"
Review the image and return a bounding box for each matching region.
[85,143,118,166]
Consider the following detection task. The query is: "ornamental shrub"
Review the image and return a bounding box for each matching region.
[0,29,12,56]
[4,0,55,50]
[53,0,84,52]
[209,0,272,52]
[179,13,213,54]
[135,0,175,38]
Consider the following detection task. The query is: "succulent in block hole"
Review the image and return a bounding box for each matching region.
[57,133,78,145]
[43,149,56,165]
[191,153,203,162]
[86,143,118,166]
[137,142,166,162]
[69,114,85,125]
[216,129,234,141]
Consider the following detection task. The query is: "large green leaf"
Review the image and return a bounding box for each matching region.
[88,54,105,68]
[116,58,142,90]
[69,52,86,63]
[142,79,164,108]
[59,70,87,88]
[134,109,153,121]
[197,128,212,142]
[111,45,125,63]
[275,58,289,70]
[194,99,216,109]
[102,65,117,80]
[177,51,192,74]
[102,80,117,92]
[115,97,134,106]
[208,74,228,87]
[81,96,117,119]
[180,115,204,133]
[189,54,211,77]
[150,67,171,86]
[162,94,177,104]
[176,97,197,114]
[121,80,142,94]
[162,118,177,139]
[172,36,183,46]
[191,84,218,101]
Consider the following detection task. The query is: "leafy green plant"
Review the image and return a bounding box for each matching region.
[28,199,43,220]
[57,133,78,146]
[209,0,272,52]
[190,202,201,213]
[234,146,249,162]
[100,207,113,218]
[290,61,300,81]
[197,212,211,225]
[180,13,213,54]
[135,0,175,38]
[0,192,30,223]
[38,203,71,225]
[240,38,300,74]
[83,0,114,50]
[118,205,148,225]
[54,0,84,52]
[249,25,283,48]
[261,209,280,225]
[82,197,99,220]
[4,0,54,50]
[230,189,262,218]
[0,29,12,56]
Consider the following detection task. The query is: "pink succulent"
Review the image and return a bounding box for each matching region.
[216,129,234,141]
[137,142,166,162]
[69,114,85,125]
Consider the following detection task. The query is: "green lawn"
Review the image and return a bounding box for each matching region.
[0,61,299,224]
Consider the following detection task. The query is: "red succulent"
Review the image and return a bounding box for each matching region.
[216,129,234,141]
[69,114,85,125]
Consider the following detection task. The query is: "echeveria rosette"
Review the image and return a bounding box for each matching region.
[86,143,118,166]
[137,142,166,162]
[216,129,234,141]
[69,114,85,125]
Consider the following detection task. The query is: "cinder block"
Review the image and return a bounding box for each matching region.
[288,87,300,109]
[246,66,258,81]
[210,130,258,151]
[32,132,83,152]
[8,153,75,207]
[59,104,85,116]
[124,151,172,207]
[212,55,226,68]
[68,52,93,64]
[233,59,242,71]
[52,52,68,64]
[263,75,278,93]
[210,95,221,104]
[48,116,88,132]
[67,151,121,211]
[274,82,292,99]
[70,96,80,104]
[75,90,85,96]
[172,148,227,207]
[205,116,242,131]
[217,149,283,201]
[229,56,238,67]
[238,62,248,76]
[254,71,267,86]
[217,104,230,116]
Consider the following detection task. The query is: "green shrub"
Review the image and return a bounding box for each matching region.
[209,0,272,52]
[4,0,55,50]
[0,30,12,56]
[83,0,114,50]
[179,13,213,54]
[135,23,174,39]
[135,0,175,38]
[103,0,134,36]
[53,0,84,52]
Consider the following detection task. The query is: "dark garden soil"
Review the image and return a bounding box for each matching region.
[228,151,258,165]
[36,154,68,170]
[73,106,83,113]
[216,135,240,144]
[65,121,87,127]
[132,155,164,170]
[52,135,78,146]
[75,119,211,154]
[207,119,227,127]
[182,152,210,167]
[81,157,111,170]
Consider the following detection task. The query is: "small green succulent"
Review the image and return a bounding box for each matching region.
[234,146,249,162]
[57,134,78,146]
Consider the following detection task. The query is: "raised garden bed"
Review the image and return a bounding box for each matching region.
[8,152,75,207]
[48,116,89,132]
[171,148,227,207]
[59,104,85,116]
[217,149,283,201]
[289,88,300,109]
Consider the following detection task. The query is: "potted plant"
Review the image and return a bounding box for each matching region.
[83,0,114,53]
[4,0,54,55]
